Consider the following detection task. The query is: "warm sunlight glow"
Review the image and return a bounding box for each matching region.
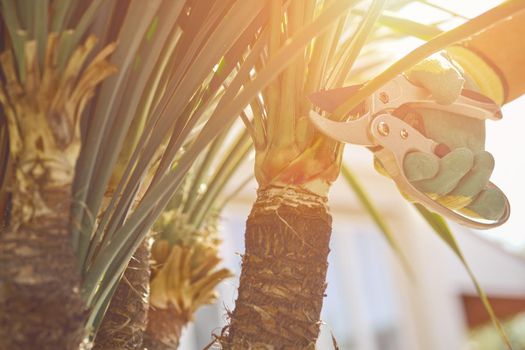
[380,0,525,251]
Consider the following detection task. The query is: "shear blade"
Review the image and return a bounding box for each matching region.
[308,111,372,145]
[309,84,365,114]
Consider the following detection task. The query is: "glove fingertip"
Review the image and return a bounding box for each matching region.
[406,54,465,104]
[465,187,506,221]
[443,147,474,175]
[413,147,473,196]
[404,152,439,182]
[449,150,494,198]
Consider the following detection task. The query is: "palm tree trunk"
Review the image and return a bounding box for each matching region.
[0,35,115,349]
[221,186,331,349]
[143,306,189,350]
[93,238,151,350]
[0,178,86,349]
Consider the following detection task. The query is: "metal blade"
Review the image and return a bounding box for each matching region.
[309,84,366,114]
[308,111,373,145]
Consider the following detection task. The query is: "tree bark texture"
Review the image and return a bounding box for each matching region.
[93,238,151,350]
[0,185,86,350]
[221,186,332,349]
[143,305,189,350]
[0,35,115,349]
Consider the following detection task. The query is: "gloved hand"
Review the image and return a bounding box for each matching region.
[381,53,506,220]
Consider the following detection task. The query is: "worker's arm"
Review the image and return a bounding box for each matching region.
[447,10,525,105]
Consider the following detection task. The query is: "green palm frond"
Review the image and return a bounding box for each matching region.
[80,0,268,327]
[415,204,511,348]
[77,0,364,331]
[341,164,414,279]
[1,1,521,347]
[333,0,525,120]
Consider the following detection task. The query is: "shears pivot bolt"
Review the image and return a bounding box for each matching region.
[377,121,390,136]
[379,91,389,104]
[400,129,409,139]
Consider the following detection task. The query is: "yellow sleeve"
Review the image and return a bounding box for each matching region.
[447,10,525,105]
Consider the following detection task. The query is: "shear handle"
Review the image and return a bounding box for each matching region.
[371,114,510,229]
[309,77,501,121]
[406,88,502,121]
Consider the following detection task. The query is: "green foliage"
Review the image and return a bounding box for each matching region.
[332,0,525,121]
[415,204,512,348]
[0,1,522,347]
[341,164,414,278]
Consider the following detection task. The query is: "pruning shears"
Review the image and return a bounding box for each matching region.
[308,75,510,229]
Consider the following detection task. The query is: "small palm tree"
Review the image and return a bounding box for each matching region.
[0,2,115,348]
[0,1,269,348]
[0,1,521,349]
[216,0,524,348]
[144,125,252,349]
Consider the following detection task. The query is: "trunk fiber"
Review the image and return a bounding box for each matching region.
[222,186,332,349]
[0,186,86,349]
[143,305,189,350]
[93,238,151,350]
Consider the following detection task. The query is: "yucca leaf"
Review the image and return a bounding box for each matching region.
[86,6,262,268]
[414,204,512,350]
[194,0,361,155]
[375,10,442,40]
[15,0,32,35]
[418,0,468,20]
[332,0,387,88]
[0,0,26,81]
[82,2,185,267]
[83,0,267,305]
[183,126,233,216]
[87,27,184,262]
[57,0,105,70]
[114,0,263,196]
[333,0,525,120]
[219,174,255,209]
[33,0,48,66]
[73,0,162,262]
[304,1,341,95]
[95,1,265,243]
[146,8,266,186]
[50,0,74,33]
[83,0,358,307]
[190,129,252,227]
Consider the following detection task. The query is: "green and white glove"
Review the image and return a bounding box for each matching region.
[383,53,506,220]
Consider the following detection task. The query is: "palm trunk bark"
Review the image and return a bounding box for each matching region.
[0,146,85,350]
[221,186,331,349]
[0,177,86,349]
[0,35,115,349]
[143,305,189,350]
[93,238,151,350]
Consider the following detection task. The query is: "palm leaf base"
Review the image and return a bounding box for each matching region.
[220,186,331,349]
[146,231,232,348]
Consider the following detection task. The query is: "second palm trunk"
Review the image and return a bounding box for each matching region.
[222,186,331,349]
